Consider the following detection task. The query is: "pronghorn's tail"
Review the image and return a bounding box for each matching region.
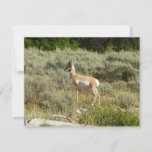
[95,79,100,87]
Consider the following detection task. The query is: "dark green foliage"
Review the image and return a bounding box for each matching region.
[41,39,51,50]
[79,106,139,126]
[109,38,139,51]
[25,38,34,48]
[24,38,79,51]
[78,38,107,53]
[35,40,41,49]
[24,38,139,52]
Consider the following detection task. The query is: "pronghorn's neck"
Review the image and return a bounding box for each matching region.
[69,65,76,78]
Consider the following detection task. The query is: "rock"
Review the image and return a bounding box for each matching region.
[26,118,86,127]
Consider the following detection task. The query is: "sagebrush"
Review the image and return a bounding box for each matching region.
[24,48,139,126]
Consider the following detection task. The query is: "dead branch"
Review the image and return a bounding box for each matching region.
[52,115,74,124]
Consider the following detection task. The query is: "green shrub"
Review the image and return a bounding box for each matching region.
[49,91,75,113]
[25,48,139,82]
[24,77,36,104]
[107,61,137,81]
[79,106,139,126]
[112,81,127,89]
[24,76,47,104]
[98,60,138,82]
[116,91,136,108]
[127,80,139,92]
[106,51,139,69]
[99,82,114,96]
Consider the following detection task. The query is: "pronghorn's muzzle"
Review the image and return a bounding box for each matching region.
[64,67,69,71]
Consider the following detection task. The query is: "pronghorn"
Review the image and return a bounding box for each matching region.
[64,60,100,105]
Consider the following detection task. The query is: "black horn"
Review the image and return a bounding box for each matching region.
[69,59,73,66]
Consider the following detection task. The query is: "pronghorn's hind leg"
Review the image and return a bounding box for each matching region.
[92,87,100,106]
[92,87,97,106]
[96,88,100,105]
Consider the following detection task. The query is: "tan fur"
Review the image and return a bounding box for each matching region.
[71,71,98,88]
[64,60,100,105]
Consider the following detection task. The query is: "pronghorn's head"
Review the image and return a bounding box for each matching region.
[64,59,75,73]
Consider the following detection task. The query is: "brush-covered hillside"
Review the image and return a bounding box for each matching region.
[24,48,139,126]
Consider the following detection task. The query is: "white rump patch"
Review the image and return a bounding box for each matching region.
[77,80,89,87]
[95,79,100,87]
